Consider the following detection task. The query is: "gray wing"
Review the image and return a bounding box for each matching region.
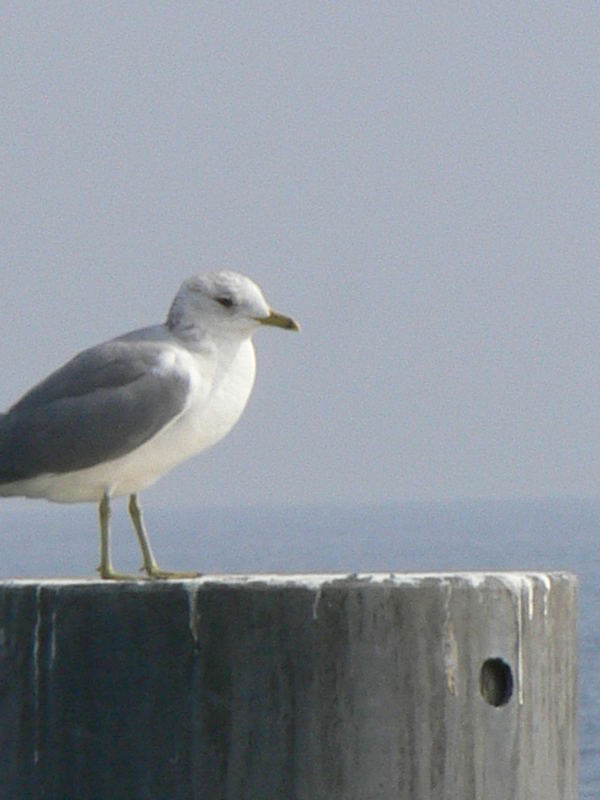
[0,339,191,483]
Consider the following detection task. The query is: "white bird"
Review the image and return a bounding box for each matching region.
[0,271,299,579]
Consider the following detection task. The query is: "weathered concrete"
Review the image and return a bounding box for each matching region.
[0,572,577,799]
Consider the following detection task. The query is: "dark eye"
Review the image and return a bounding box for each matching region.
[216,296,234,308]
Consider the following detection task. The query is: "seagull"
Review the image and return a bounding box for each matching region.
[0,271,299,579]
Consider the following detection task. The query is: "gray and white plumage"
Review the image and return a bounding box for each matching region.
[0,271,299,579]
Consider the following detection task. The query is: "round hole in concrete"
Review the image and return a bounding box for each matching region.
[479,657,513,707]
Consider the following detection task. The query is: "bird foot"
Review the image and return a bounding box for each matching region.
[98,565,149,581]
[143,565,202,580]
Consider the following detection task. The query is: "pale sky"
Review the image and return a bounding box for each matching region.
[2,4,599,507]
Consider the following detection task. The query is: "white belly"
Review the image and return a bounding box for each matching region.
[2,339,257,503]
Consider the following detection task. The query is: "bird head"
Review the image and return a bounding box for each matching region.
[167,271,300,340]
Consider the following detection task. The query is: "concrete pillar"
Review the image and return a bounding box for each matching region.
[0,572,577,799]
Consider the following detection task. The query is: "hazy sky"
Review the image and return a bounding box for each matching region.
[1,4,599,508]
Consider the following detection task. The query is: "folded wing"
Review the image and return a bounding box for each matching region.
[0,340,191,483]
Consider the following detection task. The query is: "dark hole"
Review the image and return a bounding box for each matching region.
[479,657,513,706]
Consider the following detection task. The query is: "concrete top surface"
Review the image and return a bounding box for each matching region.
[0,570,576,589]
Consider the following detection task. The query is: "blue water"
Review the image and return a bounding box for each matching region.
[0,498,597,795]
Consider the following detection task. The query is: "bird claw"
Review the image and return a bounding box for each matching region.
[97,565,149,581]
[144,565,202,580]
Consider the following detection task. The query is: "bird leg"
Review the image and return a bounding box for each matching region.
[98,493,144,580]
[128,493,200,579]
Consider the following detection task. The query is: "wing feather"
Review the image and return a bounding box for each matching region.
[0,340,191,483]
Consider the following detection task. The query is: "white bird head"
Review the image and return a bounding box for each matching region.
[166,270,300,339]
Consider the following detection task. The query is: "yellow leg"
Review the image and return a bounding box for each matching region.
[98,493,145,580]
[128,493,200,580]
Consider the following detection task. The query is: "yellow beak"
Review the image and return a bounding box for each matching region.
[259,309,301,331]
